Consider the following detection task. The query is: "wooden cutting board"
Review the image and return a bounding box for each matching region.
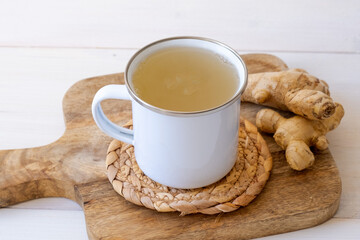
[0,55,341,239]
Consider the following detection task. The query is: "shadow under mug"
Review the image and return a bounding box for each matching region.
[92,37,248,189]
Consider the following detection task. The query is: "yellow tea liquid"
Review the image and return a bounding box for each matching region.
[131,46,239,112]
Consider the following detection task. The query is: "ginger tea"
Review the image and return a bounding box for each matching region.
[131,46,239,112]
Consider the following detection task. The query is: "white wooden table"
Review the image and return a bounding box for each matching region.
[0,1,359,239]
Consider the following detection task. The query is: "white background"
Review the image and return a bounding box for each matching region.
[0,0,359,239]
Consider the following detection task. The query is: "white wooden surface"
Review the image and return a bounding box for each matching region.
[0,0,359,239]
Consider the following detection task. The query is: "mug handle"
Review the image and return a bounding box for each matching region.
[92,84,134,145]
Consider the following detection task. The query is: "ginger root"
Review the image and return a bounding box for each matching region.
[242,69,336,120]
[256,103,344,170]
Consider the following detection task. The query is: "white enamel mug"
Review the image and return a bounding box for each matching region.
[92,37,248,189]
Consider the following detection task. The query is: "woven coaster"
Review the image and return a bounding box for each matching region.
[106,118,272,215]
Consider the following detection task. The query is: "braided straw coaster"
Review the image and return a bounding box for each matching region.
[106,118,272,216]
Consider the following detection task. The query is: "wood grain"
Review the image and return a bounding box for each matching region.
[0,55,341,239]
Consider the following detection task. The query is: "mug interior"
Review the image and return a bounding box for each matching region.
[125,37,247,115]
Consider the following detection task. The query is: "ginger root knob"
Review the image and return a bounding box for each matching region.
[286,140,315,171]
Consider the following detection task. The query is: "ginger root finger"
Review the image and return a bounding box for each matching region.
[319,103,345,132]
[256,103,344,171]
[256,109,284,133]
[242,69,333,120]
[286,140,315,171]
[285,89,336,120]
[253,89,271,103]
[314,136,329,150]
